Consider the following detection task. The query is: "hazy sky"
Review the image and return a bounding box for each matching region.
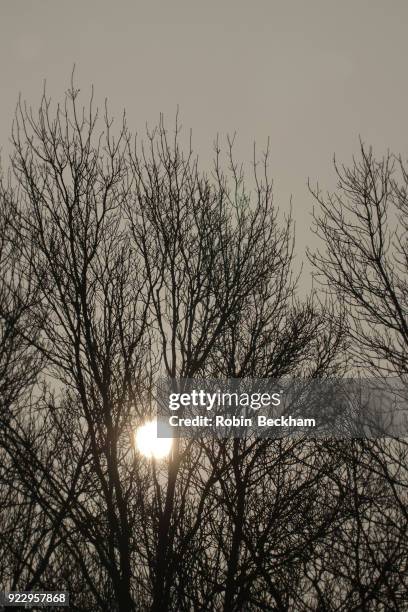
[1,0,407,263]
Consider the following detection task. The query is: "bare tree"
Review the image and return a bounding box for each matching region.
[309,143,408,378]
[124,117,351,610]
[0,81,152,610]
[1,81,406,611]
[308,143,408,611]
[0,169,50,593]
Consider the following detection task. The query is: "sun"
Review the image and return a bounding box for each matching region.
[134,419,173,459]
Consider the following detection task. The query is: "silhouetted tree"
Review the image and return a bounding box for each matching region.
[309,144,408,611]
[0,82,407,612]
[309,143,408,378]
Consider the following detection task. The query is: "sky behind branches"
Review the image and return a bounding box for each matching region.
[1,0,407,269]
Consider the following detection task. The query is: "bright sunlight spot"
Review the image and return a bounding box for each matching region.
[135,419,173,460]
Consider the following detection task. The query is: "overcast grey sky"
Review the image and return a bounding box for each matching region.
[1,0,407,262]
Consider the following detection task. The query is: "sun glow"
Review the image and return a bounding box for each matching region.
[134,419,173,459]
